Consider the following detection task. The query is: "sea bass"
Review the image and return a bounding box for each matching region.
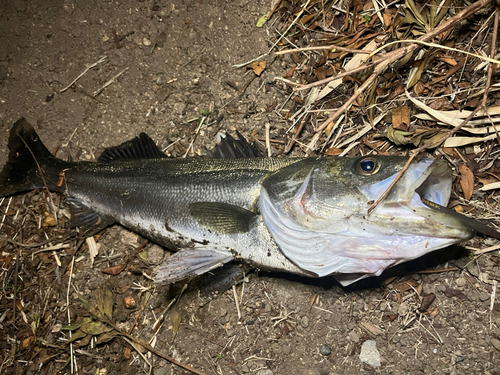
[0,119,496,286]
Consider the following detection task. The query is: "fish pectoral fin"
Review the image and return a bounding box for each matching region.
[155,248,234,284]
[189,202,258,234]
[67,198,115,235]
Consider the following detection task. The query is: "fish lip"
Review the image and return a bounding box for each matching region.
[375,158,475,239]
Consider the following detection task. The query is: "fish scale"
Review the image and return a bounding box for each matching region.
[1,118,498,286]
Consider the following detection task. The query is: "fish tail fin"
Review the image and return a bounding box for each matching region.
[0,118,66,197]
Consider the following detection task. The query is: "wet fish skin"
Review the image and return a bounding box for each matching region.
[0,119,313,280]
[0,118,484,286]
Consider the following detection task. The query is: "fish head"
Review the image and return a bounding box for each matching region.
[260,156,475,286]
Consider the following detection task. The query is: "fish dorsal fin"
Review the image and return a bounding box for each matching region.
[98,133,166,162]
[189,202,258,234]
[207,131,261,159]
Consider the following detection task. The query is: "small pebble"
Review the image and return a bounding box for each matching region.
[123,295,136,309]
[467,262,479,277]
[392,335,401,344]
[143,38,152,46]
[318,344,331,356]
[435,284,446,293]
[282,345,291,355]
[348,330,360,343]
[147,244,164,265]
[479,291,491,302]
[153,366,168,375]
[255,370,273,375]
[359,340,381,367]
[300,316,309,328]
[397,302,409,316]
[491,338,500,351]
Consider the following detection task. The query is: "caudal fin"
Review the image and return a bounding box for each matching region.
[0,118,64,197]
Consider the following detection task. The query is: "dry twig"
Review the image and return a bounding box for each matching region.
[315,0,493,137]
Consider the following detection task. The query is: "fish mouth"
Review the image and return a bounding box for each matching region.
[369,158,475,240]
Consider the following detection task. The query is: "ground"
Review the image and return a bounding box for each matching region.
[1,0,500,374]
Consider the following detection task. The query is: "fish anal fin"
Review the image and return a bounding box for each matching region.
[189,202,257,234]
[67,198,114,235]
[155,248,234,284]
[98,133,166,162]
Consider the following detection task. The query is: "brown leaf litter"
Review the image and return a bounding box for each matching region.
[2,0,500,374]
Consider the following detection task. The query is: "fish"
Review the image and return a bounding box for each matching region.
[1,118,498,286]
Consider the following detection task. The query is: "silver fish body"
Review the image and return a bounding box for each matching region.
[66,156,314,278]
[0,119,483,286]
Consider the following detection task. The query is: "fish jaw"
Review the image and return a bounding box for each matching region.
[359,158,474,240]
[260,157,475,286]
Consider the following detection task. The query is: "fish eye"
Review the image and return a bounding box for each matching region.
[356,157,380,175]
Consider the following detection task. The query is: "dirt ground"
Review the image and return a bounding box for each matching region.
[1,0,500,374]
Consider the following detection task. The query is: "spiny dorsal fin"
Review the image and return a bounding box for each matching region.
[207,131,262,159]
[189,202,258,234]
[98,133,166,162]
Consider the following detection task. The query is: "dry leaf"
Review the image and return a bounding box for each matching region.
[42,213,57,227]
[392,106,411,131]
[299,13,316,25]
[171,310,181,341]
[382,11,392,28]
[437,57,457,66]
[407,50,432,88]
[95,288,114,320]
[459,164,474,200]
[22,336,32,348]
[419,293,436,312]
[3,255,12,267]
[324,147,343,155]
[67,329,88,343]
[428,97,452,111]
[123,347,131,360]
[248,61,266,76]
[360,321,384,336]
[429,307,439,318]
[95,330,118,344]
[443,134,497,147]
[80,321,113,335]
[480,182,500,191]
[283,66,296,78]
[386,126,412,145]
[102,263,127,275]
[478,177,498,186]
[441,147,459,158]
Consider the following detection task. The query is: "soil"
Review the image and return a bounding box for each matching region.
[1,1,500,374]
